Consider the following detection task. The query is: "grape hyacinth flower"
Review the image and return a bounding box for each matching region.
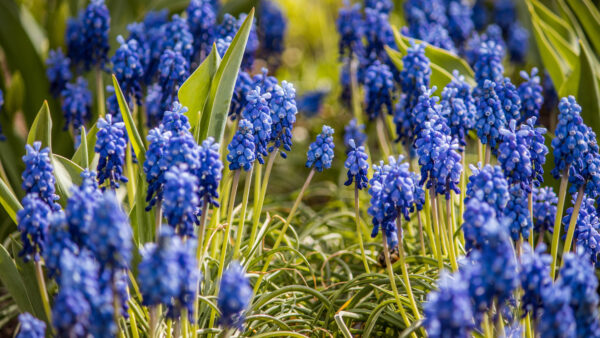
[507,23,529,64]
[161,102,192,134]
[466,164,510,215]
[268,81,297,157]
[170,238,200,320]
[474,80,506,149]
[519,243,552,316]
[364,60,395,120]
[61,77,92,132]
[409,87,445,146]
[163,14,194,62]
[440,72,475,147]
[504,184,532,241]
[81,0,110,70]
[403,0,447,28]
[65,170,101,248]
[112,35,144,106]
[242,87,272,164]
[296,90,328,117]
[146,83,162,128]
[158,49,189,114]
[186,0,216,61]
[197,137,223,208]
[363,8,394,61]
[306,125,335,172]
[21,142,61,211]
[258,0,287,60]
[44,211,77,278]
[368,160,397,247]
[17,194,51,262]
[144,128,172,209]
[344,139,369,189]
[518,68,543,123]
[497,120,533,190]
[562,195,600,265]
[218,261,252,329]
[532,187,558,235]
[404,22,455,53]
[537,285,576,338]
[162,165,199,237]
[462,198,496,251]
[497,77,522,122]
[473,41,505,87]
[344,118,367,149]
[227,119,256,171]
[551,96,589,178]
[399,41,430,110]
[336,1,364,58]
[568,126,600,199]
[216,36,232,57]
[17,312,46,338]
[229,71,254,120]
[424,272,474,338]
[380,156,416,224]
[519,117,548,186]
[46,48,72,97]
[65,17,84,67]
[446,0,474,46]
[95,114,129,189]
[365,0,393,14]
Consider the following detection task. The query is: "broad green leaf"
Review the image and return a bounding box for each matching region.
[577,41,600,140]
[537,18,578,68]
[529,15,567,94]
[558,53,581,98]
[202,8,255,142]
[0,178,21,224]
[386,46,454,94]
[529,0,576,45]
[112,75,146,164]
[392,27,475,86]
[51,154,84,202]
[178,45,221,142]
[72,124,99,168]
[10,243,49,323]
[26,101,52,150]
[0,244,35,316]
[566,0,600,56]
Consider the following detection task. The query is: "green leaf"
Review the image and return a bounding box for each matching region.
[386,46,454,94]
[566,0,600,56]
[72,124,98,169]
[26,101,52,150]
[112,75,146,164]
[576,40,600,140]
[0,244,35,316]
[10,243,48,323]
[202,8,255,142]
[51,154,84,202]
[0,178,22,225]
[178,45,221,142]
[135,170,153,243]
[529,13,568,93]
[529,0,576,45]
[537,18,579,68]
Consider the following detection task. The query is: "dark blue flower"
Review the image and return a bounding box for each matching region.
[158,49,189,114]
[381,156,416,222]
[336,1,365,59]
[218,261,252,329]
[364,8,395,60]
[538,284,576,338]
[146,83,162,128]
[66,170,102,249]
[61,77,92,132]
[268,81,297,157]
[409,86,445,146]
[504,184,532,241]
[258,0,287,59]
[424,271,474,338]
[507,23,529,63]
[441,72,475,146]
[21,142,60,211]
[532,186,557,234]
[497,77,522,122]
[44,211,77,278]
[518,68,543,124]
[88,191,132,272]
[163,14,194,63]
[474,41,504,87]
[95,114,129,189]
[568,126,600,199]
[229,71,254,120]
[81,0,110,70]
[519,243,552,316]
[17,312,46,338]
[17,194,51,262]
[462,198,496,251]
[493,0,516,32]
[306,125,335,172]
[242,87,272,164]
[217,13,258,70]
[466,164,510,215]
[187,0,216,61]
[563,195,600,266]
[344,139,369,190]
[403,0,448,28]
[551,96,589,178]
[403,22,455,52]
[296,89,328,117]
[446,0,474,46]
[216,36,232,56]
[46,48,72,97]
[161,101,191,134]
[112,35,144,106]
[144,128,172,209]
[367,160,398,247]
[472,0,488,30]
[364,60,395,120]
[519,117,548,186]
[227,119,256,171]
[197,137,223,208]
[163,165,200,237]
[344,118,367,149]
[474,80,506,148]
[65,17,85,67]
[498,120,533,190]
[170,238,200,320]
[365,0,393,14]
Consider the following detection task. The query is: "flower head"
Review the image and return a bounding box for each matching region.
[474,41,504,87]
[44,211,77,278]
[497,77,521,122]
[363,8,394,61]
[364,60,395,120]
[21,142,60,211]
[408,86,444,145]
[17,194,51,262]
[81,0,110,70]
[61,77,92,132]
[462,198,496,251]
[218,261,252,329]
[144,128,172,209]
[146,84,163,128]
[344,118,367,149]
[381,156,415,222]
[242,87,272,164]
[551,96,589,178]
[519,117,548,186]
[186,0,216,60]
[368,161,397,247]
[336,1,365,58]
[161,102,191,134]
[441,71,475,146]
[163,165,199,237]
[227,119,256,171]
[466,164,510,215]
[306,125,335,172]
[163,14,194,62]
[46,48,72,97]
[532,186,557,234]
[229,71,254,120]
[562,194,600,266]
[537,285,576,338]
[519,243,552,316]
[169,237,200,320]
[65,170,102,248]
[197,137,223,208]
[112,35,144,106]
[268,81,297,157]
[446,0,474,45]
[158,49,189,114]
[507,23,529,63]
[504,184,532,241]
[344,139,369,189]
[474,80,506,148]
[518,68,543,123]
[568,126,600,199]
[399,41,430,108]
[498,120,533,189]
[95,114,129,189]
[258,0,287,58]
[17,312,46,338]
[216,36,232,56]
[65,17,84,67]
[365,0,393,14]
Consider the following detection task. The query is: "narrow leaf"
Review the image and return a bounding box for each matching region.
[112,75,146,164]
[72,124,98,168]
[566,0,600,56]
[0,178,22,224]
[26,101,52,150]
[51,154,84,202]
[577,40,600,139]
[529,15,567,93]
[529,0,576,45]
[0,244,35,316]
[10,243,48,323]
[538,18,579,68]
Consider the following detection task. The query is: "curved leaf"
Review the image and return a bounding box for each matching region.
[51,154,84,203]
[0,244,35,316]
[112,75,146,164]
[0,178,22,224]
[72,125,98,169]
[529,13,568,93]
[529,0,575,45]
[27,101,52,150]
[577,41,600,139]
[566,0,600,56]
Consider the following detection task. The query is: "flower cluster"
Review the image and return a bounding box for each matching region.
[258,0,287,60]
[162,165,200,237]
[61,77,92,132]
[95,114,129,189]
[218,261,252,329]
[158,49,189,116]
[44,212,77,277]
[551,96,589,178]
[368,161,398,247]
[21,142,61,211]
[462,198,496,251]
[518,68,543,123]
[17,194,51,262]
[532,186,558,234]
[144,128,172,209]
[65,170,102,248]
[562,195,600,265]
[268,81,297,157]
[197,137,223,208]
[163,14,194,62]
[537,285,576,337]
[473,41,504,87]
[424,272,474,338]
[306,125,335,172]
[229,72,254,120]
[242,88,272,164]
[466,164,509,215]
[46,48,72,97]
[497,77,521,122]
[440,71,475,147]
[519,117,548,186]
[344,118,367,149]
[497,120,533,189]
[112,35,144,105]
[504,184,532,241]
[17,312,46,338]
[519,243,552,316]
[396,41,430,119]
[336,1,364,58]
[568,126,600,199]
[227,119,256,171]
[186,0,216,61]
[344,139,369,190]
[474,80,506,148]
[364,60,395,120]
[80,0,111,70]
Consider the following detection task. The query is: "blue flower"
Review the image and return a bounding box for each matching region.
[242,87,272,164]
[46,48,72,97]
[169,238,200,320]
[88,191,132,272]
[493,0,516,32]
[95,114,129,189]
[563,195,600,266]
[336,1,365,58]
[296,90,328,117]
[65,17,84,67]
[532,186,558,235]
[519,117,548,186]
[472,0,488,30]
[409,86,445,146]
[519,243,552,316]
[252,67,279,96]
[258,0,287,58]
[163,165,200,237]
[403,22,455,52]
[17,194,51,262]
[440,71,476,147]
[381,156,416,222]
[186,0,216,61]
[474,41,504,87]
[145,83,163,128]
[344,118,367,149]
[474,80,506,148]
[44,211,77,278]
[363,8,394,61]
[227,119,256,171]
[218,261,252,329]
[61,77,92,132]
[81,0,110,70]
[365,0,393,14]
[163,14,194,62]
[158,49,189,114]
[462,198,496,251]
[21,142,60,211]
[229,71,254,120]
[446,0,474,46]
[217,13,258,70]
[112,35,144,106]
[537,285,576,338]
[498,120,533,190]
[197,137,223,208]
[518,68,543,124]
[65,170,102,248]
[466,164,510,215]
[508,23,529,63]
[144,128,171,209]
[161,102,192,134]
[497,77,522,122]
[364,60,395,120]
[17,312,46,338]
[403,0,448,28]
[344,139,369,189]
[268,81,297,157]
[568,126,600,199]
[557,252,600,337]
[551,96,589,178]
[306,125,335,172]
[216,36,232,56]
[424,271,474,338]
[504,184,532,241]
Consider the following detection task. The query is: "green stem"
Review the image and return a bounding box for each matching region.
[445,197,458,271]
[127,287,140,338]
[233,166,254,259]
[376,116,391,158]
[484,143,491,165]
[528,189,534,248]
[34,261,52,325]
[253,169,315,294]
[550,170,569,279]
[459,151,466,226]
[429,188,444,271]
[478,140,483,165]
[381,231,411,328]
[149,306,158,338]
[561,185,585,263]
[166,319,172,338]
[155,200,162,242]
[355,185,370,273]
[248,151,278,256]
[96,67,105,118]
[417,210,426,256]
[396,217,421,321]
